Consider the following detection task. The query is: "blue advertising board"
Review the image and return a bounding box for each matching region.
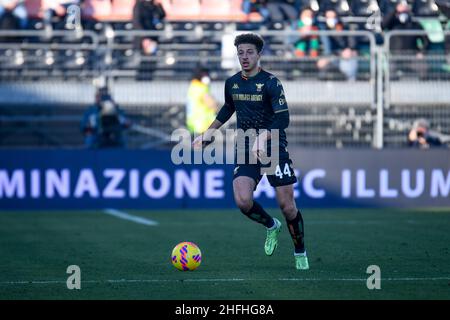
[0,149,449,209]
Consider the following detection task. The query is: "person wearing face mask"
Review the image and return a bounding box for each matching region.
[381,1,429,79]
[293,7,320,58]
[317,8,359,81]
[186,68,218,135]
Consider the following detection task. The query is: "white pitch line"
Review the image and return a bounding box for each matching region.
[103,209,159,226]
[279,277,450,281]
[1,277,449,285]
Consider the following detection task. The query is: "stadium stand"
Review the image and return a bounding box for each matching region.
[164,0,201,21]
[351,0,380,16]
[0,0,449,148]
[111,0,135,21]
[82,0,113,21]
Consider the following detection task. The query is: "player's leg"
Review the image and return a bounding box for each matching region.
[275,184,309,270]
[275,184,304,252]
[233,175,275,228]
[267,158,309,269]
[233,172,281,256]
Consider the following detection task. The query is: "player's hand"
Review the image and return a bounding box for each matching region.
[251,136,266,161]
[192,135,203,150]
[408,129,418,142]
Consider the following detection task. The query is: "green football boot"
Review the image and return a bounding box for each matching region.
[294,253,310,270]
[264,218,281,256]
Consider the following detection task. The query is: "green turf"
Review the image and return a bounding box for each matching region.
[0,208,449,300]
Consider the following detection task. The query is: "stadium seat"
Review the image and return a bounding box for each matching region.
[337,0,351,16]
[200,0,229,21]
[303,0,320,12]
[246,12,264,22]
[230,0,247,21]
[111,0,136,21]
[380,0,415,14]
[199,0,245,21]
[165,0,201,21]
[413,0,440,16]
[82,0,113,21]
[351,0,380,16]
[435,0,450,17]
[321,0,351,16]
[162,0,245,21]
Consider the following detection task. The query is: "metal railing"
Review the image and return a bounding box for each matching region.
[383,30,450,147]
[0,28,449,149]
[0,30,100,80]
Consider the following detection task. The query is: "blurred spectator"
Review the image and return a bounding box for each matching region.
[186,68,218,135]
[413,0,440,16]
[407,118,447,148]
[292,7,319,57]
[133,0,166,80]
[42,0,81,30]
[381,1,429,78]
[266,0,298,23]
[242,0,270,25]
[317,9,359,81]
[132,0,165,54]
[0,0,27,29]
[351,0,379,16]
[81,87,131,149]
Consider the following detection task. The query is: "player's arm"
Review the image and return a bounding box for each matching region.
[192,80,235,149]
[215,79,236,125]
[202,93,218,112]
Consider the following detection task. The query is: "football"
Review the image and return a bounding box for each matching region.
[171,242,202,271]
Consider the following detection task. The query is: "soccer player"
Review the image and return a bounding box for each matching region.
[192,33,309,270]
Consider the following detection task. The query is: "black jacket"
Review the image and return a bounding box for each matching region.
[132,0,166,30]
[382,10,428,53]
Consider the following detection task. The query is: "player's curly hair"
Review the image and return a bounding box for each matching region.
[234,33,264,53]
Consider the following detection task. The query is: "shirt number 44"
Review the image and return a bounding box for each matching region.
[275,163,292,179]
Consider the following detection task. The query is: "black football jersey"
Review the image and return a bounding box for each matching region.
[223,69,289,153]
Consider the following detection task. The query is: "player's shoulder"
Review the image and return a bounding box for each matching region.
[224,72,243,90]
[260,70,280,82]
[260,70,283,88]
[226,71,242,83]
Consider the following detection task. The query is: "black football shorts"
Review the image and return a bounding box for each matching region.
[233,158,297,188]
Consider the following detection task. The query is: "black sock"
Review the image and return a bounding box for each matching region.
[241,201,274,228]
[286,210,305,254]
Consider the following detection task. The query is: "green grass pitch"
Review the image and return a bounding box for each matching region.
[0,208,449,300]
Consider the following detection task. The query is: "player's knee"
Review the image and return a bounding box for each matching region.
[235,197,253,214]
[279,201,296,217]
